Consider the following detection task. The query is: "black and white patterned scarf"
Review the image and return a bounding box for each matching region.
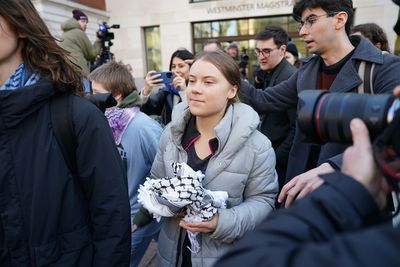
[138,162,228,253]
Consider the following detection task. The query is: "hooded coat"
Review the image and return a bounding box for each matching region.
[152,102,278,267]
[0,80,131,266]
[59,18,100,76]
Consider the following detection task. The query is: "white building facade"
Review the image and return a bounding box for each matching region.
[33,0,109,43]
[34,0,399,84]
[103,0,399,83]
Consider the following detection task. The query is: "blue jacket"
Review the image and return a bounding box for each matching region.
[118,111,162,216]
[0,80,131,266]
[215,172,399,267]
[240,36,400,181]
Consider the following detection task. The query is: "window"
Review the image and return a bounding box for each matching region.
[190,0,221,3]
[144,26,162,72]
[192,15,304,83]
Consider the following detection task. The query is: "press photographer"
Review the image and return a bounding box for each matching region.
[226,43,249,78]
[215,87,400,267]
[60,9,101,77]
[91,21,120,70]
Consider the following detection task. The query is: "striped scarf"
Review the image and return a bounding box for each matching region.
[0,63,40,90]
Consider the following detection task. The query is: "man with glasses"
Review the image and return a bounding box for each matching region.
[240,0,400,208]
[253,26,297,203]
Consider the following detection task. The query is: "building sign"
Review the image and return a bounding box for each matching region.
[206,0,294,14]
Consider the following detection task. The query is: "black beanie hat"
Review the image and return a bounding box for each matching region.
[72,9,88,21]
[286,42,299,58]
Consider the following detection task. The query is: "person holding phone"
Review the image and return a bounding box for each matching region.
[141,48,194,126]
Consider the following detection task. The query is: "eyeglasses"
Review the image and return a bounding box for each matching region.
[254,48,278,57]
[296,13,337,33]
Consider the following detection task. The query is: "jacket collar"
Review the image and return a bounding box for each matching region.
[61,18,83,32]
[170,102,260,185]
[269,58,291,85]
[181,116,219,155]
[0,79,58,129]
[349,35,383,64]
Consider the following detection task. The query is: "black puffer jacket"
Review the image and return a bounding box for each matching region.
[0,80,131,266]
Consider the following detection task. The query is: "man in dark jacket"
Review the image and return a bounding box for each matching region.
[240,0,400,208]
[253,26,297,195]
[215,107,400,267]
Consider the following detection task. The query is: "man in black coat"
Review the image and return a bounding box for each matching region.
[252,26,297,196]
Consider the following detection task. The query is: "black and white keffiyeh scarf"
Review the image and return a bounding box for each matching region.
[138,162,228,253]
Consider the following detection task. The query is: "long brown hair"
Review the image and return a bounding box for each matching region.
[0,0,84,94]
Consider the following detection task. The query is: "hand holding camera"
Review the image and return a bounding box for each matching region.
[342,118,390,209]
[298,87,400,193]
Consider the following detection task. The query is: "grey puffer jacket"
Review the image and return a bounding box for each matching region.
[152,102,278,267]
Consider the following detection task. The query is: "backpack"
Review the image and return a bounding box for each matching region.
[49,93,78,177]
[49,92,117,177]
[357,51,389,94]
[357,61,375,94]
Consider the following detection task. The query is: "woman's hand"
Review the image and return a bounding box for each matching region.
[172,73,187,91]
[179,213,219,233]
[142,71,163,96]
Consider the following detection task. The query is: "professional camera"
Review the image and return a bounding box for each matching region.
[85,93,117,113]
[91,21,120,71]
[298,90,400,188]
[238,49,249,78]
[97,21,120,43]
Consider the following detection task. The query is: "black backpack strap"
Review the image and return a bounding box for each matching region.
[50,93,78,177]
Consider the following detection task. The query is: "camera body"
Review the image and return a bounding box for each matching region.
[85,93,117,113]
[91,22,120,71]
[238,50,249,78]
[297,90,397,143]
[297,90,400,187]
[97,21,120,43]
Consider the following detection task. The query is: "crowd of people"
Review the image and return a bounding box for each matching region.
[1,0,400,267]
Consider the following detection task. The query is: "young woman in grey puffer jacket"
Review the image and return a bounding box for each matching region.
[151,50,278,267]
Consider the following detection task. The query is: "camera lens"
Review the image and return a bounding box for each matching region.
[166,72,173,78]
[298,90,396,143]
